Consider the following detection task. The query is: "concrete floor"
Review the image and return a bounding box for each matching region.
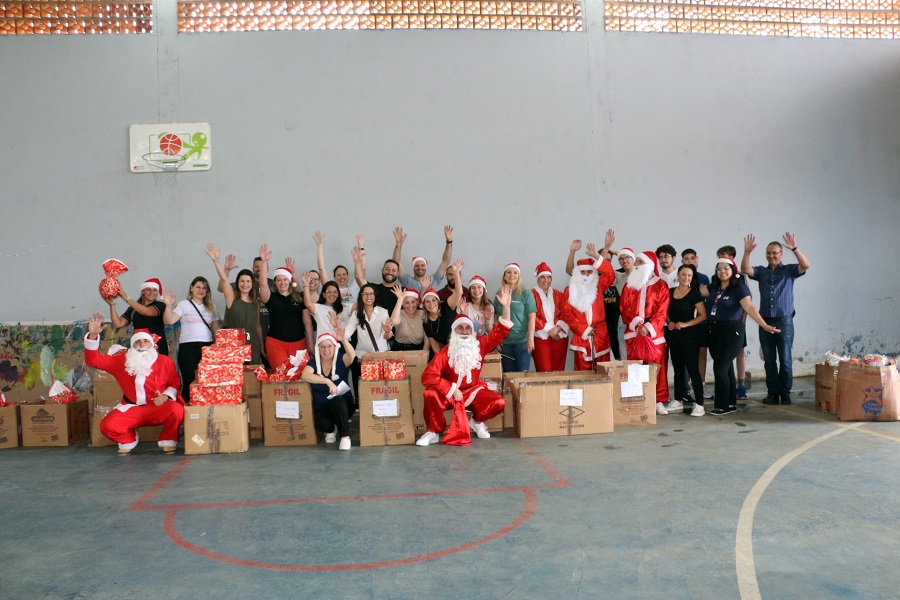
[2,376,899,600]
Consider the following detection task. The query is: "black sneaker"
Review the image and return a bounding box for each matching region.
[710,407,736,415]
[762,394,780,405]
[780,394,792,405]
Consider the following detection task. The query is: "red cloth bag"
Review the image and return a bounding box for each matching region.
[630,333,662,364]
[442,401,472,446]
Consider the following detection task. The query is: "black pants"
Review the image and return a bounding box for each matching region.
[392,341,424,352]
[707,320,744,410]
[606,318,621,360]
[177,340,213,401]
[665,326,704,405]
[313,392,352,438]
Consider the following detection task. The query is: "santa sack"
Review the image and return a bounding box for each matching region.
[442,401,472,446]
[628,333,663,364]
[835,361,900,422]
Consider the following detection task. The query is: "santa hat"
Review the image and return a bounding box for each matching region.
[411,256,427,268]
[402,289,420,300]
[716,257,739,275]
[619,248,636,260]
[141,278,162,293]
[504,262,521,273]
[130,328,157,348]
[534,262,552,278]
[468,275,486,289]
[452,314,474,332]
[313,334,338,378]
[575,257,596,271]
[421,288,439,303]
[637,251,660,277]
[272,266,298,288]
[316,332,339,348]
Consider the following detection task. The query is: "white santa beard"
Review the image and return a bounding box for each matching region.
[626,264,653,290]
[448,333,482,384]
[125,348,158,377]
[568,272,599,313]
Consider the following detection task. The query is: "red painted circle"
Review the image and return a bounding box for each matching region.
[159,133,182,156]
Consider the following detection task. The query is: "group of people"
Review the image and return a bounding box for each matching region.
[88,226,809,453]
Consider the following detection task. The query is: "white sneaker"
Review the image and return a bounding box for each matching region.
[416,431,441,446]
[656,402,668,415]
[691,403,705,417]
[469,417,491,439]
[665,399,683,411]
[702,383,713,399]
[325,427,337,443]
[338,436,351,450]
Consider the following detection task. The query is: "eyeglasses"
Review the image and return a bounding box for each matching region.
[765,251,783,256]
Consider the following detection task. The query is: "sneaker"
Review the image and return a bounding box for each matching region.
[691,403,705,417]
[710,406,736,415]
[469,417,491,439]
[736,385,748,400]
[338,436,351,451]
[656,402,668,415]
[702,384,713,399]
[416,431,441,446]
[325,427,337,443]
[665,399,683,411]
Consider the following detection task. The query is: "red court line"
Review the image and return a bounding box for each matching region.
[129,456,195,511]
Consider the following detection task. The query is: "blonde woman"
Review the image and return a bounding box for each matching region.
[493,262,536,372]
[458,275,494,337]
[163,276,221,400]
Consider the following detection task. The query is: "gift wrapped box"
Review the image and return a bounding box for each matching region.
[197,363,243,386]
[254,365,269,382]
[267,364,290,382]
[215,328,248,347]
[102,258,128,277]
[190,383,243,406]
[383,359,407,380]
[50,380,79,405]
[201,344,252,364]
[360,360,383,381]
[0,392,12,407]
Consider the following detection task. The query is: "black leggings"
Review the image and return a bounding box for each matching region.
[313,392,352,438]
[665,326,704,404]
[177,340,213,401]
[707,321,744,410]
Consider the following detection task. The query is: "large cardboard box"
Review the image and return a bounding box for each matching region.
[91,370,123,409]
[509,373,614,438]
[815,363,838,414]
[482,353,502,379]
[183,403,250,454]
[358,379,415,446]
[90,406,163,447]
[362,350,429,433]
[597,361,659,426]
[261,381,316,446]
[244,365,263,440]
[0,404,20,449]
[20,400,90,446]
[835,362,900,422]
[243,365,262,399]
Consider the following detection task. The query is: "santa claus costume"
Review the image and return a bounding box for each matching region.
[619,250,671,410]
[560,256,616,371]
[84,329,184,454]
[531,262,570,372]
[417,314,512,446]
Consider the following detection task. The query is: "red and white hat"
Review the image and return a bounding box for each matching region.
[636,250,660,277]
[504,262,521,273]
[534,262,552,277]
[468,275,486,289]
[130,328,157,348]
[316,332,339,347]
[411,256,427,268]
[619,248,636,260]
[141,278,162,293]
[273,266,298,287]
[403,289,420,300]
[716,257,739,274]
[452,313,474,332]
[575,257,595,270]
[421,288,439,303]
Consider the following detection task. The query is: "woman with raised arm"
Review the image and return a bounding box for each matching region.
[493,262,537,373]
[457,275,494,337]
[391,282,427,352]
[300,270,342,350]
[422,260,464,358]
[162,277,221,401]
[206,244,263,365]
[107,277,169,356]
[257,244,307,370]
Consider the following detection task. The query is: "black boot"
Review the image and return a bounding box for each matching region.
[763,394,780,405]
[780,393,792,405]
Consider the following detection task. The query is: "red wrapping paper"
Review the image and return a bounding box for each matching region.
[197,363,243,386]
[102,258,128,277]
[0,393,11,407]
[99,277,122,300]
[382,359,406,380]
[215,328,248,347]
[267,365,289,382]
[190,383,243,405]
[201,344,252,364]
[360,360,383,381]
[442,401,472,446]
[254,365,269,382]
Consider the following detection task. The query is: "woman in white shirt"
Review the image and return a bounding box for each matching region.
[162,277,221,401]
[301,272,343,349]
[344,282,402,403]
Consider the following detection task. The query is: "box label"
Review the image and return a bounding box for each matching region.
[372,399,399,418]
[275,400,300,419]
[559,389,583,407]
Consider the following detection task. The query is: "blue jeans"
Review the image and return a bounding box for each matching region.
[499,341,531,373]
[759,315,795,396]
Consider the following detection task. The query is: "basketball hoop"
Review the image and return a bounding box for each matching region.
[142,151,187,172]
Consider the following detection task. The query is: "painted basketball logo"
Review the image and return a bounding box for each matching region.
[159,133,183,156]
[129,123,212,173]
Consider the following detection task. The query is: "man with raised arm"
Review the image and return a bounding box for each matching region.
[392,225,454,294]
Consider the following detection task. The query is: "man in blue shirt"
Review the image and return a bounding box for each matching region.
[741,232,811,405]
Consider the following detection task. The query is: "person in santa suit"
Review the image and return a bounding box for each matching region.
[559,245,616,371]
[416,285,513,446]
[531,262,570,372]
[619,250,671,414]
[83,313,184,456]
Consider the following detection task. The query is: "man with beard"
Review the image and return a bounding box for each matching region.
[619,250,671,414]
[83,314,184,456]
[416,285,512,446]
[392,225,454,293]
[559,247,616,371]
[358,256,402,315]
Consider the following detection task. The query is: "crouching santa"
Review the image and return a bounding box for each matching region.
[416,285,513,446]
[619,251,671,414]
[560,254,616,371]
[83,313,184,456]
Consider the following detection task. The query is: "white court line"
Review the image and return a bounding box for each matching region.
[735,422,864,600]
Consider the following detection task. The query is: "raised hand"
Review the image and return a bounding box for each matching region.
[162,289,176,307]
[570,239,582,252]
[444,225,453,242]
[88,312,104,336]
[224,254,237,271]
[259,244,272,262]
[586,242,600,259]
[452,258,465,272]
[351,246,363,262]
[783,231,797,249]
[390,283,404,299]
[744,234,757,254]
[285,257,296,272]
[356,233,366,248]
[205,243,220,262]
[420,274,432,290]
[496,284,512,307]
[382,319,393,335]
[457,297,469,313]
[328,311,341,330]
[313,231,325,246]
[393,226,407,246]
[299,271,311,287]
[604,229,615,248]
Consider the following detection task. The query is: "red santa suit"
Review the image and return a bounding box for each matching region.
[532,262,570,373]
[618,251,670,402]
[421,318,511,436]
[84,334,184,451]
[560,256,616,371]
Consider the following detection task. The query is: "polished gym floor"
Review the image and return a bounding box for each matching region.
[2,376,898,600]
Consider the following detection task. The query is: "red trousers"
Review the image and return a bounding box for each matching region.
[265,337,307,371]
[533,337,568,372]
[423,387,505,433]
[625,339,669,402]
[100,401,184,449]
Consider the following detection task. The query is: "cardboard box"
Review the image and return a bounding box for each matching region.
[243,365,262,399]
[358,379,415,447]
[482,353,502,380]
[261,382,316,446]
[0,404,20,449]
[20,400,90,447]
[503,370,598,429]
[362,350,429,433]
[441,377,504,433]
[815,363,838,414]
[91,370,123,409]
[835,361,900,422]
[246,394,263,440]
[597,361,659,426]
[509,374,614,438]
[183,402,250,454]
[90,405,163,447]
